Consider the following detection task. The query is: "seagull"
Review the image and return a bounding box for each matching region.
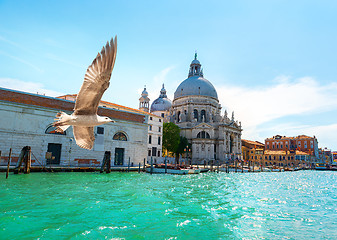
[53,36,117,150]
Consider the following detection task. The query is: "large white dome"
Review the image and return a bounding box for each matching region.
[174,76,218,99]
[174,56,218,100]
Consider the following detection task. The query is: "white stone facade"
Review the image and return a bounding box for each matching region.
[147,115,163,164]
[0,88,148,167]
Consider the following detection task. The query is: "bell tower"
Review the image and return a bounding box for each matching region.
[139,86,150,112]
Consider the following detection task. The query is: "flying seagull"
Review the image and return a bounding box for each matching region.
[53,36,117,150]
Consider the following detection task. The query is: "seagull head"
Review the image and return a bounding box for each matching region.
[99,116,115,124]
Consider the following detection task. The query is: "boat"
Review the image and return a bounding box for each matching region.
[262,167,271,172]
[270,167,284,172]
[315,163,328,170]
[146,164,200,174]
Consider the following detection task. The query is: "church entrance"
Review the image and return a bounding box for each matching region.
[47,143,61,165]
[114,148,124,166]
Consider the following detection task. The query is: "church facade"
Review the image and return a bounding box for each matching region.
[140,54,242,164]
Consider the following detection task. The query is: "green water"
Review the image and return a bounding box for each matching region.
[1,171,337,239]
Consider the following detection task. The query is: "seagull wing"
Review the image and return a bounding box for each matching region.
[74,36,117,115]
[73,126,95,150]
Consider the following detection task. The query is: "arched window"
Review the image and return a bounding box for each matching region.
[197,131,210,139]
[177,111,181,122]
[113,132,127,141]
[45,125,66,135]
[193,109,198,121]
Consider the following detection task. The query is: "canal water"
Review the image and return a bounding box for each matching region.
[1,171,336,239]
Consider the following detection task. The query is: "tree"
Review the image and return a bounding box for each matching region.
[163,122,180,163]
[175,136,190,165]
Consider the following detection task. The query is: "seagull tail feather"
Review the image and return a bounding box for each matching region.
[53,111,72,127]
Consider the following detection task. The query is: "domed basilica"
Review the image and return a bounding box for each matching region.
[140,54,242,163]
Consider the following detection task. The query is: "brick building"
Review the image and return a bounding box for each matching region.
[241,138,312,168]
[265,135,319,161]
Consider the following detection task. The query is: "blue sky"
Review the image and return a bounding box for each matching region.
[0,0,336,150]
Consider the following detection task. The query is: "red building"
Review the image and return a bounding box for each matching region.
[265,135,319,160]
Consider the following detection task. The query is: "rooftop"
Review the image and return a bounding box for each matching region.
[57,94,162,119]
[0,88,146,123]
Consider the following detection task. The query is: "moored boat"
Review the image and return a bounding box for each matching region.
[270,167,284,172]
[315,163,328,170]
[146,164,200,175]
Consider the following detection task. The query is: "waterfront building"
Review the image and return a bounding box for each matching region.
[146,114,163,164]
[263,150,310,168]
[241,139,311,168]
[265,135,319,161]
[144,54,242,164]
[241,139,265,162]
[0,87,149,167]
[333,151,337,164]
[319,148,333,164]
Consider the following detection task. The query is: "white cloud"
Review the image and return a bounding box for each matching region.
[153,66,175,84]
[217,76,337,127]
[216,76,337,149]
[0,78,64,97]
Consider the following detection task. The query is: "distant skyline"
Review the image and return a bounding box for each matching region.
[0,0,336,149]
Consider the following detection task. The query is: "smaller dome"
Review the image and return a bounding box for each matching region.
[150,83,172,112]
[151,98,172,112]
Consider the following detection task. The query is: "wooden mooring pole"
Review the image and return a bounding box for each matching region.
[100,151,111,173]
[138,162,141,173]
[6,148,12,179]
[143,158,146,172]
[150,157,153,174]
[106,152,111,173]
[165,156,167,174]
[24,146,31,174]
